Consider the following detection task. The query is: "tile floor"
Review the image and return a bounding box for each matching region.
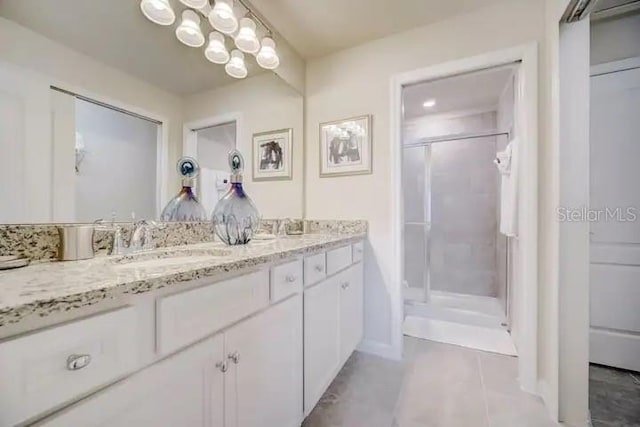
[303,337,557,427]
[589,364,640,427]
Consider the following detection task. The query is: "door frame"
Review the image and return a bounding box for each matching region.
[182,112,242,201]
[182,112,242,159]
[389,43,539,393]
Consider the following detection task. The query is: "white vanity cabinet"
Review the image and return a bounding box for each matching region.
[303,272,341,414]
[339,262,364,365]
[40,334,225,427]
[43,296,303,427]
[303,245,364,415]
[224,294,303,427]
[3,240,364,427]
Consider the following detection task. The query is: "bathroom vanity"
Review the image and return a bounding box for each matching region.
[0,232,365,427]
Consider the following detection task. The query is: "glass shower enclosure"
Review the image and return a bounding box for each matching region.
[402,130,509,316]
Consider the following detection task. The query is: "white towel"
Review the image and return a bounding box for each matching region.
[200,168,229,217]
[495,139,519,237]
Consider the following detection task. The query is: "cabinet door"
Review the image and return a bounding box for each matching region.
[41,334,225,427]
[339,263,364,365]
[224,295,303,427]
[303,277,341,415]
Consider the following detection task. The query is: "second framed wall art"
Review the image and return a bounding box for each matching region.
[319,115,372,177]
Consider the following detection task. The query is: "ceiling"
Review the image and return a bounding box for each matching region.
[0,0,267,95]
[402,66,514,120]
[249,0,506,58]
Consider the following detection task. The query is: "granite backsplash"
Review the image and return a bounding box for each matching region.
[0,219,366,262]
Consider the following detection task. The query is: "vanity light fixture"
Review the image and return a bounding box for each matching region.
[205,32,230,64]
[140,0,280,78]
[140,0,175,26]
[234,17,260,54]
[176,10,205,48]
[423,99,437,108]
[225,49,248,79]
[179,0,208,9]
[256,37,279,69]
[209,0,239,34]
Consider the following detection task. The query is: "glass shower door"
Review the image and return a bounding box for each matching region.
[402,145,431,303]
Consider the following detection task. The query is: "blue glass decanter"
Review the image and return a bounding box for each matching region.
[160,157,207,221]
[211,150,260,245]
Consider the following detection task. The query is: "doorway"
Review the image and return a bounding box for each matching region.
[390,44,539,392]
[401,65,517,356]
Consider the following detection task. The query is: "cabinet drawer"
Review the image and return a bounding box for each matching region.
[157,270,269,355]
[304,253,326,287]
[352,241,364,263]
[326,246,353,275]
[270,258,303,303]
[0,307,139,427]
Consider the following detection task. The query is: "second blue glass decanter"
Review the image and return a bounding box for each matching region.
[211,150,260,245]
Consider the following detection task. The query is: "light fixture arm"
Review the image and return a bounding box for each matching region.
[235,0,272,35]
[195,0,273,37]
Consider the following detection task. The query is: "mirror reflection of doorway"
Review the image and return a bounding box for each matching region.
[190,121,236,217]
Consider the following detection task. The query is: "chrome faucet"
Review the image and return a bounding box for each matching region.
[273,218,292,237]
[110,219,164,256]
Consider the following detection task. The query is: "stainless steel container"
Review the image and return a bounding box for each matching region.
[57,225,95,261]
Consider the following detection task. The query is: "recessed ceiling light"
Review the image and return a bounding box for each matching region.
[423,99,436,108]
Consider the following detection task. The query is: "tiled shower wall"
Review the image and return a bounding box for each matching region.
[403,111,503,297]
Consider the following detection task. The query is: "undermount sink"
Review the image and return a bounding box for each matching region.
[110,247,232,270]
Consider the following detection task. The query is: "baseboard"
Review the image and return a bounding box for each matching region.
[537,379,559,423]
[357,339,401,360]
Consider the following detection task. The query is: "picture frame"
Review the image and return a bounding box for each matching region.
[252,128,293,181]
[319,115,372,177]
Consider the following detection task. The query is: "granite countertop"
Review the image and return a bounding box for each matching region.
[0,232,366,329]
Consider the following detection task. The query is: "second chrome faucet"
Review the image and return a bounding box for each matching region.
[110,219,164,256]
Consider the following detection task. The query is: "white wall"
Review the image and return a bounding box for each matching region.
[557,19,591,426]
[0,17,184,213]
[591,12,640,65]
[305,0,547,357]
[75,99,159,222]
[183,73,304,219]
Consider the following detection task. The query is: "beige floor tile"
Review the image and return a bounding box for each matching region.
[304,399,395,427]
[478,351,521,395]
[485,391,558,427]
[394,385,488,427]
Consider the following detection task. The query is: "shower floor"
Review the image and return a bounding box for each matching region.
[403,291,516,356]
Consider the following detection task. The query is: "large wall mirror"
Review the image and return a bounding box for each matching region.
[0,0,304,224]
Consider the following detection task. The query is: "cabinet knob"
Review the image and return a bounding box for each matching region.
[341,281,350,290]
[227,351,240,364]
[285,274,297,283]
[314,265,324,273]
[66,354,91,371]
[215,361,228,373]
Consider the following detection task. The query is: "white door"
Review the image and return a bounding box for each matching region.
[304,278,341,415]
[590,59,640,372]
[224,295,303,427]
[0,60,52,223]
[339,263,364,365]
[41,334,225,427]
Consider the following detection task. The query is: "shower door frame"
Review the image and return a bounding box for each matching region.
[390,43,539,394]
[404,130,511,306]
